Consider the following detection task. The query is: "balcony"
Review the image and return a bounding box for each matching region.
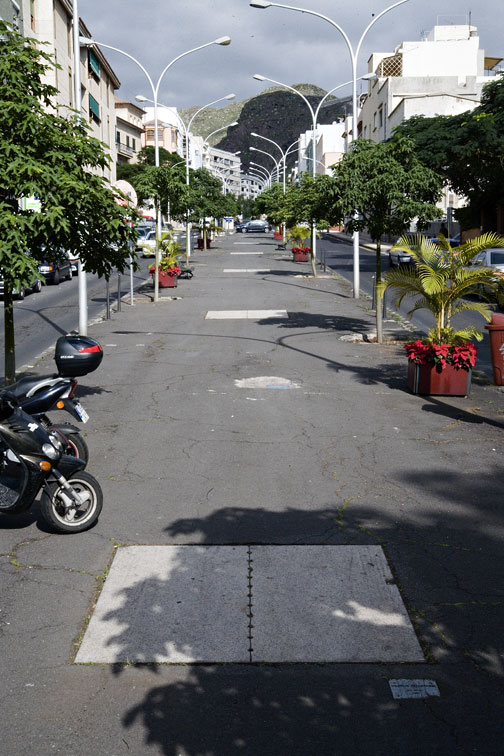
[116,141,135,158]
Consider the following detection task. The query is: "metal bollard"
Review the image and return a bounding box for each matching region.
[106,279,111,320]
[117,273,121,312]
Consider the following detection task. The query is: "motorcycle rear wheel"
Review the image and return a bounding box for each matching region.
[40,471,102,533]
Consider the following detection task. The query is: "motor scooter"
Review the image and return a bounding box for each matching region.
[0,393,102,533]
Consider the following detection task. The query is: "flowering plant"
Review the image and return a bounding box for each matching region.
[292,247,311,254]
[150,264,180,277]
[405,339,477,370]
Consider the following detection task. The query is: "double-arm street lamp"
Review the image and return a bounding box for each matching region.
[79,34,231,302]
[253,72,377,267]
[250,0,409,297]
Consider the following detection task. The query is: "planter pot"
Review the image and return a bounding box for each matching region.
[407,361,472,396]
[197,238,211,250]
[292,250,309,262]
[157,271,178,288]
[273,231,283,241]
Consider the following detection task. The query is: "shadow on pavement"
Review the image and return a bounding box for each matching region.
[95,494,504,755]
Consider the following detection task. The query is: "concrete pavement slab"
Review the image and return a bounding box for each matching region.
[251,545,424,662]
[76,545,249,663]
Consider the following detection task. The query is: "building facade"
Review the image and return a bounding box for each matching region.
[206,147,241,197]
[241,174,264,200]
[115,98,144,165]
[20,0,120,183]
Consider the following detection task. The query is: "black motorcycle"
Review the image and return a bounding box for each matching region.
[0,393,103,533]
[5,335,104,463]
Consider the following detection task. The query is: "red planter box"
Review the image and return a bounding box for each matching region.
[485,313,504,385]
[407,361,472,396]
[293,250,309,262]
[273,231,283,240]
[150,269,178,288]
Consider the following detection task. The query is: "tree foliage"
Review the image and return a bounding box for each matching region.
[0,21,137,381]
[394,74,504,229]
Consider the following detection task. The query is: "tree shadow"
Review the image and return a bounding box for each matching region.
[95,493,504,755]
[421,395,504,430]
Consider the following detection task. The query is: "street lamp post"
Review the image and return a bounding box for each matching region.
[250,0,410,297]
[134,93,236,260]
[79,34,231,301]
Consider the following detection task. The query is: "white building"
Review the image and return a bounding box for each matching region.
[21,0,120,183]
[141,106,185,159]
[357,22,502,219]
[241,174,264,200]
[299,122,347,174]
[115,98,144,165]
[359,24,500,143]
[206,147,241,197]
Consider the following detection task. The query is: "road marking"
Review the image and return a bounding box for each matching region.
[223,269,271,273]
[205,310,288,320]
[235,376,300,389]
[230,251,264,254]
[389,680,440,699]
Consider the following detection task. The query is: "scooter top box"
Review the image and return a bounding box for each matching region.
[55,336,103,377]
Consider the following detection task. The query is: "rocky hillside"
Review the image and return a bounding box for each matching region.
[179,84,351,177]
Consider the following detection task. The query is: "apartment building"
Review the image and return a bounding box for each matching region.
[20,0,120,182]
[359,23,500,143]
[206,147,241,197]
[241,174,264,200]
[115,98,144,165]
[299,121,346,175]
[141,106,185,159]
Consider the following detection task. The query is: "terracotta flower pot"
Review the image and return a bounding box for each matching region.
[292,250,309,262]
[407,361,472,396]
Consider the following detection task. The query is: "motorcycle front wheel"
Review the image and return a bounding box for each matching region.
[40,471,102,533]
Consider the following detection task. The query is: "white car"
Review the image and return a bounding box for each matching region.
[137,229,157,257]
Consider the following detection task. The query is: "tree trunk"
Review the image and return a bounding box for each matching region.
[376,238,383,344]
[310,250,317,277]
[3,285,16,384]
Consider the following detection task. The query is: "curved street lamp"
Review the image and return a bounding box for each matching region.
[79,34,231,301]
[250,0,409,295]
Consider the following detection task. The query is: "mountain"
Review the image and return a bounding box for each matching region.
[179,84,351,177]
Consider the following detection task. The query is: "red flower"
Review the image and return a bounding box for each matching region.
[404,340,476,370]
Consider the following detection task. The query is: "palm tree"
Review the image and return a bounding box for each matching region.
[379,233,504,343]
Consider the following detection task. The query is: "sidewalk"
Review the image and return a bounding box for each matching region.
[1,233,504,755]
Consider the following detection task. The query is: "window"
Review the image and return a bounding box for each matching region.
[132,138,136,151]
[116,130,120,145]
[88,50,100,81]
[126,135,130,148]
[89,94,100,123]
[378,106,383,128]
[490,252,504,265]
[68,70,73,108]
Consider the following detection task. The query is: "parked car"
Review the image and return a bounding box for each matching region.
[0,276,42,300]
[137,229,157,257]
[38,256,72,284]
[466,248,504,307]
[66,250,80,274]
[245,219,269,233]
[235,219,251,233]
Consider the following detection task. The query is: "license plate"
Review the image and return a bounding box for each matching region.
[74,402,89,423]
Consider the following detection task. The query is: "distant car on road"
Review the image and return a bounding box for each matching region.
[245,219,269,233]
[235,219,251,233]
[38,256,73,285]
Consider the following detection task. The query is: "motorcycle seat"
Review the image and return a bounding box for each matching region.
[8,374,61,399]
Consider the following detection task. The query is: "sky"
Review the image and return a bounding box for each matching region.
[79,0,502,109]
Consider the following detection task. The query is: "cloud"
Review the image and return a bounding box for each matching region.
[80,0,502,107]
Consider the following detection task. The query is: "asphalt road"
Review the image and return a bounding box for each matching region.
[0,261,150,381]
[319,234,495,379]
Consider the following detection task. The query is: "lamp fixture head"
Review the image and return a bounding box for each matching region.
[214,36,232,46]
[225,93,236,100]
[250,1,271,8]
[253,74,266,81]
[135,95,148,102]
[362,72,378,81]
[78,36,94,47]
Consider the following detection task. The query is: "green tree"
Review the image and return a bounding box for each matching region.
[186,168,235,248]
[255,184,287,229]
[0,21,137,383]
[395,75,504,231]
[276,174,332,277]
[326,136,442,342]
